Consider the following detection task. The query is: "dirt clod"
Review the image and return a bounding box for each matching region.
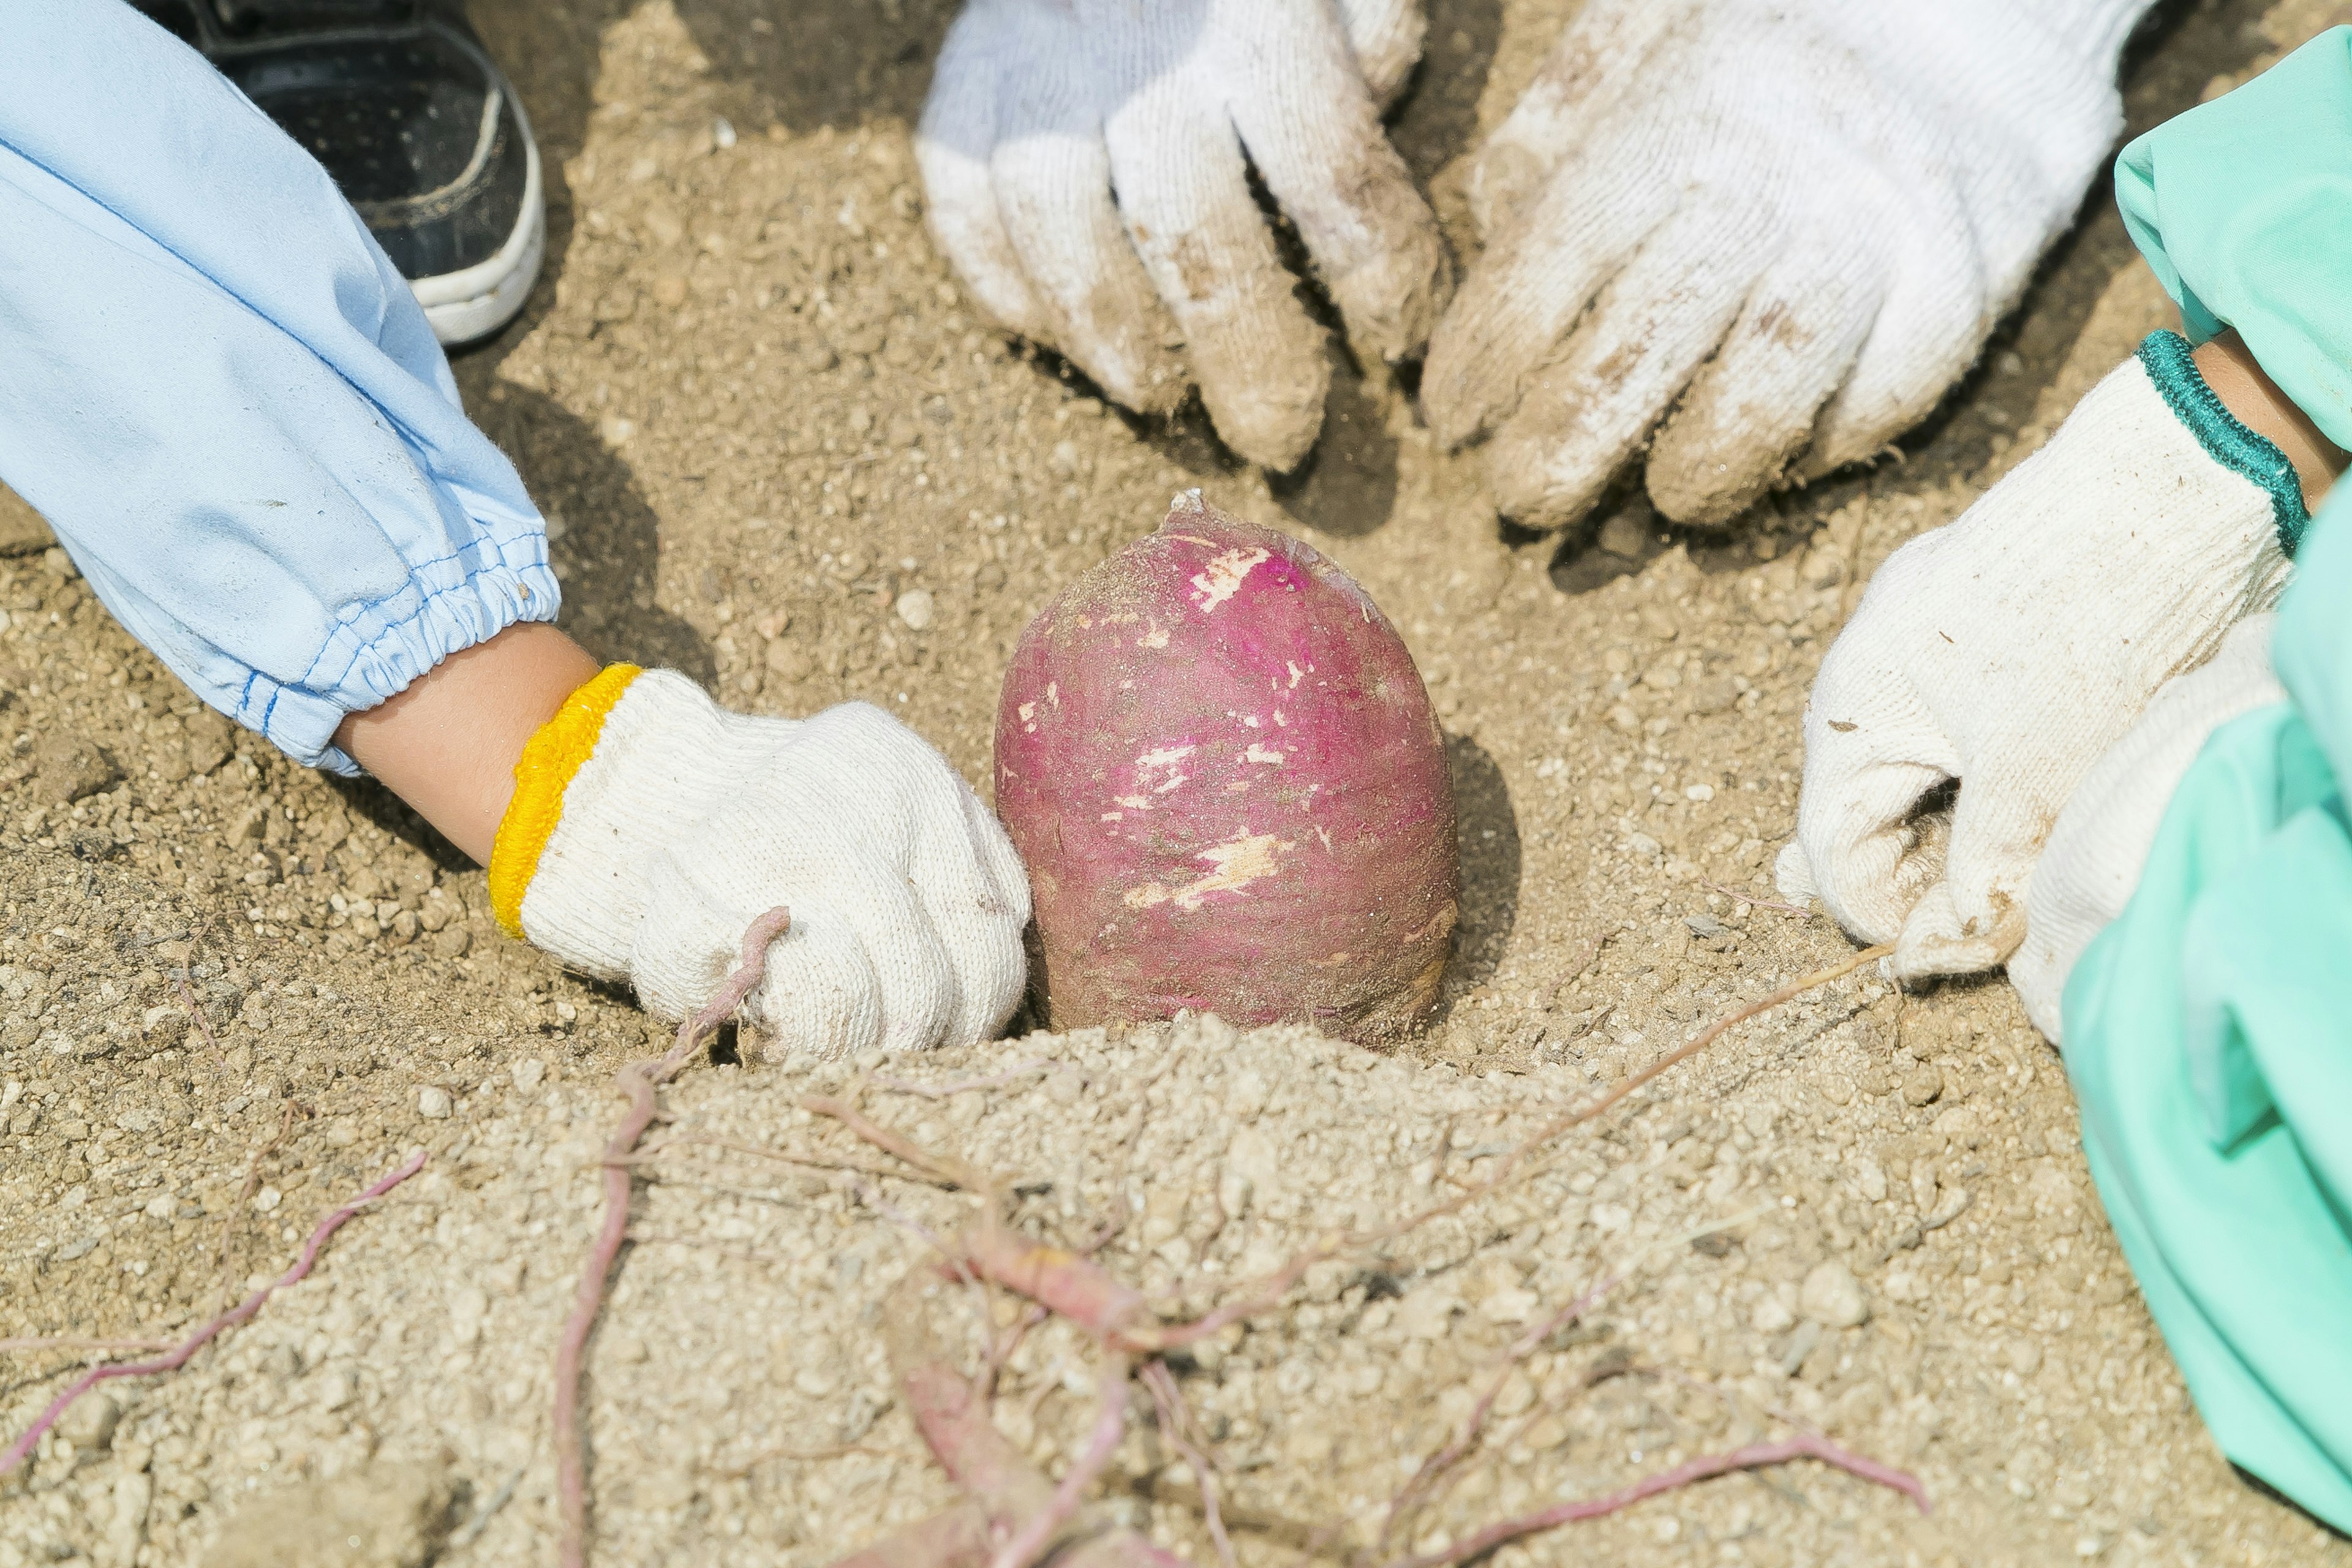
[36,737,119,806]
[199,1459,459,1568]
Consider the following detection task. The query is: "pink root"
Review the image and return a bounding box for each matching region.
[1,1150,425,1476]
[956,1227,1149,1344]
[985,1352,1129,1568]
[1374,1432,1931,1568]
[1379,1273,1623,1546]
[1142,1361,1234,1568]
[952,1223,1341,1359]
[554,906,791,1568]
[842,1314,1177,1568]
[902,1351,1051,1512]
[1699,878,1814,917]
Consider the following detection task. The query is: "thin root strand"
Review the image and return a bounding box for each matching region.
[1,1150,425,1477]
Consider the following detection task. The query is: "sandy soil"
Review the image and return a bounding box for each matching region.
[5,1,2350,1564]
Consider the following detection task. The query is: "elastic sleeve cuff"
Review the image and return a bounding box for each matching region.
[233,543,566,777]
[2137,330,2311,559]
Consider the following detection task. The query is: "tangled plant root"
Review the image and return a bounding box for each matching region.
[1377,1433,1929,1568]
[869,1294,1180,1568]
[0,1149,426,1478]
[1140,1360,1235,1568]
[785,941,1917,1567]
[554,904,791,1568]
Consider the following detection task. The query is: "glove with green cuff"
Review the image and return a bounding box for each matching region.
[1778,330,2307,984]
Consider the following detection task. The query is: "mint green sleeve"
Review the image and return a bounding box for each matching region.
[2060,38,2352,1525]
[2114,27,2352,450]
[2060,488,2352,1532]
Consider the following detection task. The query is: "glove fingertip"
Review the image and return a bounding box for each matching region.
[1773,840,1819,905]
[1891,881,2024,981]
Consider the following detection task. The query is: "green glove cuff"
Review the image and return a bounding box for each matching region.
[2138,328,2311,559]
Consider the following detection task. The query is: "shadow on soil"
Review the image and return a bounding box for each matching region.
[1443,731,1520,1000]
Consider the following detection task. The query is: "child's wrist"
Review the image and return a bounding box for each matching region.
[332,622,603,865]
[2190,328,2346,512]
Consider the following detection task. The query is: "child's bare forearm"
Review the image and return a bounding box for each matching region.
[333,622,601,864]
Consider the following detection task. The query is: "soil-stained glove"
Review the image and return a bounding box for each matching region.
[2010,615,2285,1042]
[914,0,1449,470]
[1423,0,2149,529]
[487,667,1030,1057]
[1776,332,2309,981]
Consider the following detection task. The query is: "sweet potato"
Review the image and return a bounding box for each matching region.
[994,491,1457,1045]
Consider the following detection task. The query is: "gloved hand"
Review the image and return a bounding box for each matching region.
[1776,333,2306,980]
[1423,0,2147,529]
[488,667,1030,1057]
[2010,614,2285,1041]
[914,0,1449,471]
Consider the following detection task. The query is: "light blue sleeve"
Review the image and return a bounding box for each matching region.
[0,0,560,776]
[2114,26,2352,451]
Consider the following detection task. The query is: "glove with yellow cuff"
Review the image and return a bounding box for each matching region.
[486,665,1031,1057]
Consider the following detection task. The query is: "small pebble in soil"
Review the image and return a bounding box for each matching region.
[1801,1261,1869,1329]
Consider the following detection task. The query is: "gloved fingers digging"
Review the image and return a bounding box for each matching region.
[1421,118,1673,450]
[911,10,1054,347]
[987,48,1189,417]
[632,806,973,1057]
[2013,613,2286,1040]
[1331,0,1427,107]
[1785,707,1956,946]
[1429,0,2135,532]
[1479,201,1774,530]
[1224,3,1450,366]
[1103,82,1331,471]
[1889,746,2062,979]
[1782,336,2299,975]
[917,0,1436,466]
[1646,240,1884,526]
[787,703,1033,1047]
[491,670,1028,1057]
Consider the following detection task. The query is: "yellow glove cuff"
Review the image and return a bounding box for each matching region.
[487,663,643,938]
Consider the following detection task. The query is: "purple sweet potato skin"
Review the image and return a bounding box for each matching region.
[994,491,1458,1046]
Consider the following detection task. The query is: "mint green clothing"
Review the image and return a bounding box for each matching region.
[2062,688,2352,1528]
[2064,30,2352,1531]
[2070,31,2352,1542]
[2115,26,2352,451]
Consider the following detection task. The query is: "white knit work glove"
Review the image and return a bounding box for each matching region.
[1776,334,2308,981]
[489,668,1030,1058]
[1423,0,2149,529]
[2010,614,2285,1042]
[914,0,1449,471]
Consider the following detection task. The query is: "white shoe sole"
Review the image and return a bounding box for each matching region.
[410,111,545,346]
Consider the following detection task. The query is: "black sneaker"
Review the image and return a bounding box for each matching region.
[129,0,545,345]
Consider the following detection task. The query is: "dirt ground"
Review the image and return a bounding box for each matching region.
[6,1,2351,1564]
